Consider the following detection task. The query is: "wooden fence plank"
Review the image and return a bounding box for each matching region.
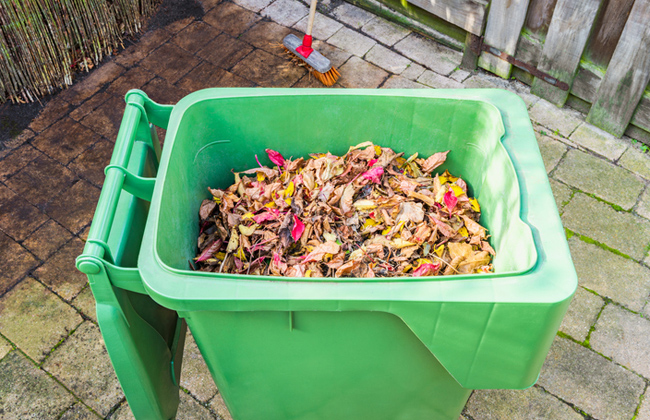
[583,0,635,67]
[531,0,602,106]
[587,0,650,137]
[406,0,488,36]
[478,0,531,79]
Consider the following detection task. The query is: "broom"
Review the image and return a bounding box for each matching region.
[282,0,340,86]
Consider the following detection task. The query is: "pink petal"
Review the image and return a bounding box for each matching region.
[368,159,378,167]
[444,190,458,212]
[265,149,285,167]
[291,215,305,242]
[361,166,384,184]
[253,208,280,223]
[412,263,440,277]
[196,239,223,262]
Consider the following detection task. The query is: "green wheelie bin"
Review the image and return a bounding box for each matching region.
[77,88,577,420]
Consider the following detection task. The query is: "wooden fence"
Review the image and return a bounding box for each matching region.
[356,0,650,139]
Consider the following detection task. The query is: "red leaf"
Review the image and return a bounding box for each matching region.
[265,149,285,167]
[368,159,378,167]
[292,215,305,241]
[361,166,384,183]
[412,263,440,277]
[253,208,280,223]
[196,239,222,262]
[444,190,457,212]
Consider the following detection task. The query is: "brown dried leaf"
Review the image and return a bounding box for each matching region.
[335,259,361,278]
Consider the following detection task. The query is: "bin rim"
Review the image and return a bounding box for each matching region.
[139,88,577,309]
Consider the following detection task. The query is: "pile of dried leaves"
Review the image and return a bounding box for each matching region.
[194,143,495,278]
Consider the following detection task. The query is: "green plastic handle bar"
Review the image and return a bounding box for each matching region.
[77,90,172,274]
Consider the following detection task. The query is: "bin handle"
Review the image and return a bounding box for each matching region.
[78,90,172,274]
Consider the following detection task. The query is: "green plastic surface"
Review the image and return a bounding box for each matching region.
[78,89,577,420]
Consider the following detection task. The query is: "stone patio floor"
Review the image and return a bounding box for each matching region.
[1,0,650,418]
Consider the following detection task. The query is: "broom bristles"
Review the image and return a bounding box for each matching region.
[281,45,340,87]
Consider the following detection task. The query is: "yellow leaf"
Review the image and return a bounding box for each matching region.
[284,181,295,198]
[374,145,382,156]
[396,220,406,232]
[257,172,265,182]
[434,244,444,257]
[265,202,276,208]
[238,223,258,236]
[443,170,458,182]
[390,238,416,249]
[382,227,391,235]
[234,246,247,261]
[242,212,254,220]
[469,198,481,212]
[215,252,226,260]
[362,219,378,230]
[458,227,469,237]
[451,185,465,197]
[439,175,448,184]
[305,269,312,278]
[213,197,222,204]
[285,198,292,206]
[403,264,413,273]
[415,258,433,267]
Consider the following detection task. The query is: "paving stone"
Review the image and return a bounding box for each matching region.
[79,93,125,140]
[394,33,461,76]
[45,180,100,234]
[0,184,48,241]
[197,0,223,11]
[331,2,375,28]
[43,322,124,416]
[233,0,273,12]
[449,69,471,83]
[590,304,650,378]
[70,92,113,122]
[0,351,75,419]
[241,20,300,57]
[380,75,427,89]
[108,403,135,419]
[294,12,343,41]
[538,337,645,420]
[34,238,87,301]
[6,154,77,208]
[115,29,173,67]
[462,74,497,89]
[261,0,308,27]
[197,33,254,70]
[205,2,262,35]
[164,16,196,34]
[562,192,650,260]
[529,99,583,138]
[58,62,125,106]
[60,402,101,420]
[638,388,650,420]
[400,62,426,80]
[466,386,582,420]
[0,277,82,361]
[567,236,650,312]
[365,44,410,74]
[559,286,603,342]
[141,43,201,84]
[106,66,156,98]
[568,123,629,161]
[172,21,221,54]
[181,331,218,402]
[230,49,306,87]
[210,393,233,420]
[0,233,38,295]
[328,27,376,57]
[549,179,572,212]
[360,16,410,46]
[0,128,35,160]
[33,117,101,164]
[417,70,464,89]
[177,392,216,419]
[143,77,190,104]
[69,138,113,187]
[0,144,42,182]
[177,62,254,92]
[0,335,12,360]
[23,219,73,260]
[71,286,96,323]
[338,56,388,88]
[535,131,567,173]
[554,149,644,210]
[28,97,74,134]
[312,40,352,68]
[636,187,650,220]
[618,146,650,180]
